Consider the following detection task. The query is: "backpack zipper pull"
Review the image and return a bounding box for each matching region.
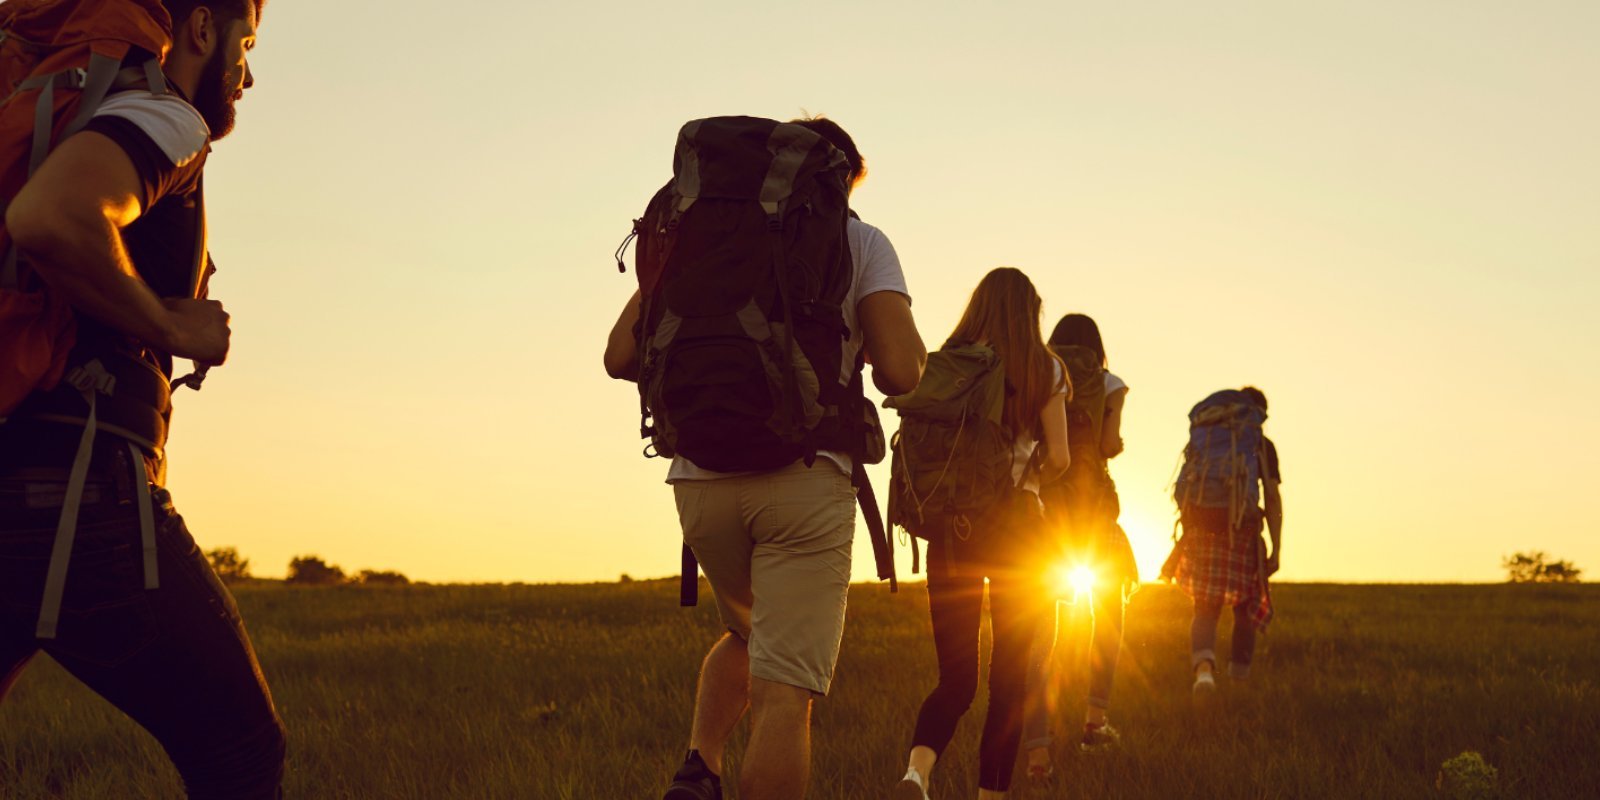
[614,220,641,273]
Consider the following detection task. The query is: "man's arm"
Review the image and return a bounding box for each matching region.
[6,131,229,363]
[604,289,641,382]
[857,291,924,396]
[1263,477,1283,574]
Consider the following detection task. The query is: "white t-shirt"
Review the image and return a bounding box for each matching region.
[1013,369,1128,488]
[666,217,910,483]
[1105,371,1128,397]
[1011,359,1068,493]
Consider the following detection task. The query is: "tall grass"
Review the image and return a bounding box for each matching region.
[2,581,1596,798]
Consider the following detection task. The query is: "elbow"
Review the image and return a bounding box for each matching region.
[602,353,635,382]
[5,196,67,269]
[876,360,923,397]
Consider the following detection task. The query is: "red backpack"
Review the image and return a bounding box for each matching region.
[0,0,172,417]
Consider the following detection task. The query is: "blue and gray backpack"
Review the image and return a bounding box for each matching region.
[1172,389,1266,532]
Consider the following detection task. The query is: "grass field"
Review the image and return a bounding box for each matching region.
[2,580,1597,799]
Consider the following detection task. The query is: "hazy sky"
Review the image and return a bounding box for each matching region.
[163,0,1598,584]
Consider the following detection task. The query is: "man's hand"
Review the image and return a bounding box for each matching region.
[160,298,231,365]
[1266,552,1281,577]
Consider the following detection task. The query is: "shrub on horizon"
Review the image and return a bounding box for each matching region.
[1502,551,1583,583]
[206,546,252,584]
[357,569,410,586]
[286,555,347,586]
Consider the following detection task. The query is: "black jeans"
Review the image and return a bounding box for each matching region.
[910,531,1045,793]
[0,471,286,799]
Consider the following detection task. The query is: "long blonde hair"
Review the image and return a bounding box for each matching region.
[948,267,1067,436]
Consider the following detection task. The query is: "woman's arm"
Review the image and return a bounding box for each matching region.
[1100,387,1128,459]
[1038,392,1070,483]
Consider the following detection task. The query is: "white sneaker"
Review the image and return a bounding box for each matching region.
[891,768,930,800]
[1193,669,1217,697]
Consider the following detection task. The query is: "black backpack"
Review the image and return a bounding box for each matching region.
[621,116,894,601]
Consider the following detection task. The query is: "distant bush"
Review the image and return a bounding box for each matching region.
[1502,551,1582,584]
[286,555,346,586]
[357,569,410,586]
[206,547,252,584]
[619,573,633,583]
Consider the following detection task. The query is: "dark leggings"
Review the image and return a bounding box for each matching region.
[1,474,286,799]
[910,536,1042,793]
[1191,601,1258,677]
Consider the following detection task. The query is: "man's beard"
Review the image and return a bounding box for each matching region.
[192,48,239,140]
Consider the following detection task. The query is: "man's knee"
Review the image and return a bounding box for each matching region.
[751,676,811,705]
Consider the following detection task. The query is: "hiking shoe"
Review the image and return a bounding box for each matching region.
[1079,721,1121,753]
[663,750,722,800]
[891,768,931,800]
[1025,746,1055,781]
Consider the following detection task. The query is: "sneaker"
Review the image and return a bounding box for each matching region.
[1079,721,1121,753]
[1192,668,1217,697]
[663,750,722,800]
[1025,746,1054,780]
[891,768,931,800]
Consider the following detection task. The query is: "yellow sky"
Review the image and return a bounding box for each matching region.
[158,0,1598,584]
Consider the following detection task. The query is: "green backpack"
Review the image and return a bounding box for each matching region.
[884,342,1015,571]
[1042,345,1113,536]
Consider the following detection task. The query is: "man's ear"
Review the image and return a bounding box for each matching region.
[175,6,218,57]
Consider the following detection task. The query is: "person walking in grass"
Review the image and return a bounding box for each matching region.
[889,267,1069,800]
[1163,386,1283,696]
[606,116,926,800]
[0,1,285,797]
[1022,313,1139,779]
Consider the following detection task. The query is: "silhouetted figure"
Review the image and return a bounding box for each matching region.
[606,116,925,800]
[889,268,1068,800]
[1023,313,1138,777]
[1165,386,1284,696]
[0,2,284,797]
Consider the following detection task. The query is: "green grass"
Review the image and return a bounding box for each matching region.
[3,581,1597,798]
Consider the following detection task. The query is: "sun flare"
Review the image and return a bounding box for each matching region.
[1056,564,1097,598]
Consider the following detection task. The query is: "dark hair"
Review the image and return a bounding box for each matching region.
[789,116,866,188]
[163,0,261,27]
[1241,386,1268,411]
[1047,313,1107,368]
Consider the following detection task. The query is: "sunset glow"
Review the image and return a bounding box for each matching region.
[149,0,1598,586]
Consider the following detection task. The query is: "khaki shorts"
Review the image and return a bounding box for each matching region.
[673,461,855,695]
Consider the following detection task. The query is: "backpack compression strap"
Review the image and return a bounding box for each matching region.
[33,361,163,638]
[854,461,895,592]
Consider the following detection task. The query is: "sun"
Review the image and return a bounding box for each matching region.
[1055,564,1096,599]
